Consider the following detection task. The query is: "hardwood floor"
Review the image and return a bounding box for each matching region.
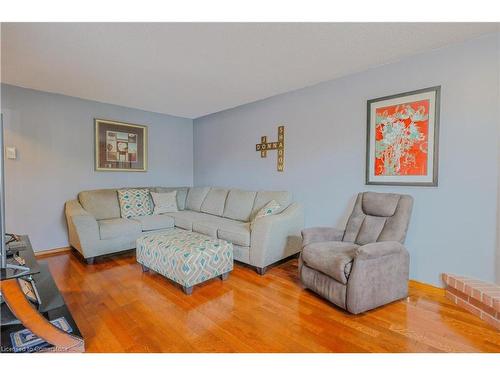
[38,250,500,353]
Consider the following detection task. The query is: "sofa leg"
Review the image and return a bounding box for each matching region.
[141,264,149,272]
[256,266,267,276]
[220,272,229,281]
[182,286,193,295]
[85,257,95,265]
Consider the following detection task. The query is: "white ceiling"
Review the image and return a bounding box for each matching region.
[1,23,498,119]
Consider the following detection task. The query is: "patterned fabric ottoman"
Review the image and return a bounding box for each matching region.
[136,228,233,295]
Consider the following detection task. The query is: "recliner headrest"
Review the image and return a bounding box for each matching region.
[361,192,401,217]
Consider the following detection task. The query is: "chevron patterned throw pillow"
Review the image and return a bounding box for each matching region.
[117,188,153,219]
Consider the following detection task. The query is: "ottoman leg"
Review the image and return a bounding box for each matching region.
[182,286,193,295]
[220,272,229,281]
[141,264,149,272]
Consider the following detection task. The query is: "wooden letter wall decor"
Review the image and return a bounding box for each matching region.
[255,126,285,172]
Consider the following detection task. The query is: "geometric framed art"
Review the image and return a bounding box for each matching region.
[366,86,440,186]
[94,118,148,172]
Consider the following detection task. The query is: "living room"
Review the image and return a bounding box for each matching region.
[1,0,500,371]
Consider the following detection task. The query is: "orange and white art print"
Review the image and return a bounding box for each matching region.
[366,87,440,186]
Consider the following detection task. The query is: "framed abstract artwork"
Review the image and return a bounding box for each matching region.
[95,119,148,172]
[366,86,440,186]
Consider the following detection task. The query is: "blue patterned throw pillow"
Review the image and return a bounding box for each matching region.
[250,200,281,229]
[117,188,153,219]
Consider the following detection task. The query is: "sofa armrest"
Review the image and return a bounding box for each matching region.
[66,199,94,218]
[250,202,304,268]
[65,200,100,256]
[301,227,344,247]
[354,241,406,260]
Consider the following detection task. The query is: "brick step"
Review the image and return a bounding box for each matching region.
[442,273,500,330]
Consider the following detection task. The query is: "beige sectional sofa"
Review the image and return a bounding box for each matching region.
[65,186,304,274]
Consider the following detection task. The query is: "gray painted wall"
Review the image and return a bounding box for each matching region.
[194,34,500,286]
[1,84,193,251]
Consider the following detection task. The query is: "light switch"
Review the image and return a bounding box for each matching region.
[6,147,17,160]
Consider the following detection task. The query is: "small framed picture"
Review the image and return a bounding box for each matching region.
[95,119,148,172]
[366,86,440,186]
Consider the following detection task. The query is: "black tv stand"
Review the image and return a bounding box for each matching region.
[1,236,84,352]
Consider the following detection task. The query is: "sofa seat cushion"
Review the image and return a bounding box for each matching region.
[218,224,250,247]
[192,217,251,247]
[192,221,219,238]
[131,215,175,231]
[167,211,251,246]
[167,210,216,231]
[302,241,359,284]
[99,218,142,240]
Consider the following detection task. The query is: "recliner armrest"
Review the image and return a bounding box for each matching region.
[354,241,407,260]
[346,240,410,314]
[301,227,344,247]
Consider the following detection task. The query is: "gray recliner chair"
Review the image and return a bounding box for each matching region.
[299,191,413,314]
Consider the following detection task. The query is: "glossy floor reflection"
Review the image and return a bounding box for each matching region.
[40,251,500,352]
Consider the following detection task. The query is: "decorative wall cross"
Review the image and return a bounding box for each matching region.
[255,125,285,172]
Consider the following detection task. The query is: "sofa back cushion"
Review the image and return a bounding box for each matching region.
[200,188,229,216]
[186,187,211,211]
[251,191,292,219]
[343,192,414,245]
[78,189,121,220]
[223,189,257,222]
[153,186,188,210]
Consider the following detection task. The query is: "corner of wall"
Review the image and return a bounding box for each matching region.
[496,31,500,285]
[192,117,197,187]
[191,117,195,187]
